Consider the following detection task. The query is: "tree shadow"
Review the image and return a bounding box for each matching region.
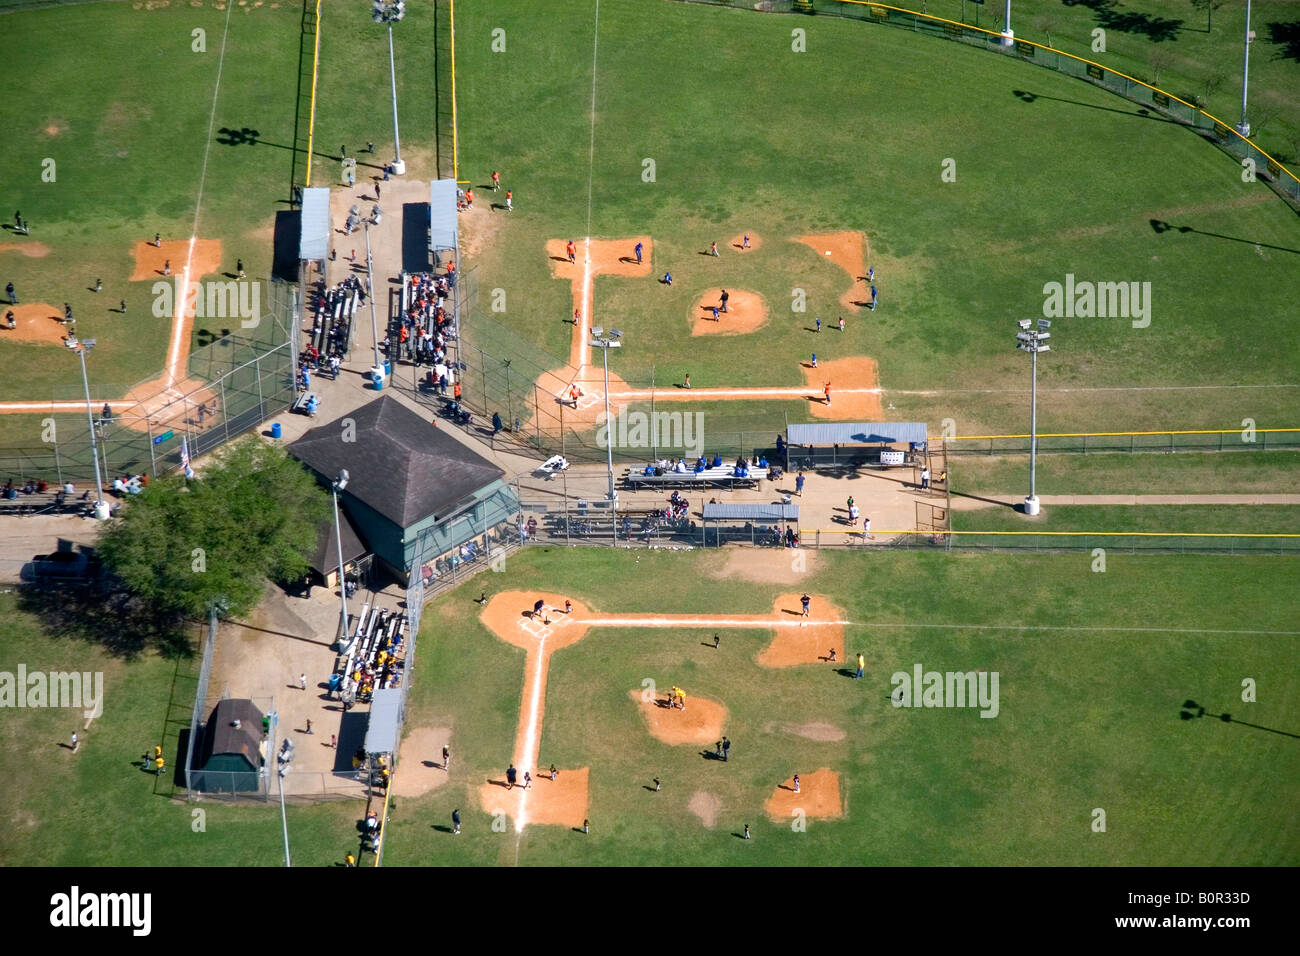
[1266,21,1300,62]
[15,584,195,660]
[1061,0,1182,42]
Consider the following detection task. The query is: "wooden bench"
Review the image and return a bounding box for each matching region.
[623,466,769,490]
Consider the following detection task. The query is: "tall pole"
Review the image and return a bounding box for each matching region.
[332,483,349,647]
[1029,344,1038,503]
[601,345,614,501]
[365,222,383,384]
[1002,0,1013,44]
[1238,0,1252,136]
[276,711,291,867]
[78,348,107,519]
[387,22,405,175]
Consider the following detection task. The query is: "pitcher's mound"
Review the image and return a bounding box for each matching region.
[764,768,843,821]
[629,689,727,746]
[691,289,767,336]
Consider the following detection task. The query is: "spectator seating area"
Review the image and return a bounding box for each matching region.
[336,604,407,706]
[623,454,772,490]
[307,276,360,365]
[392,272,457,376]
[0,479,96,515]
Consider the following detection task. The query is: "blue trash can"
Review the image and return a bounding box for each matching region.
[384,360,391,376]
[271,422,282,439]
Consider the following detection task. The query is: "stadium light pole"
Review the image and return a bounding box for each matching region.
[1237,0,1254,137]
[1016,319,1051,516]
[332,469,351,651]
[74,340,110,520]
[1001,0,1014,46]
[589,328,623,503]
[364,221,384,388]
[373,1,407,176]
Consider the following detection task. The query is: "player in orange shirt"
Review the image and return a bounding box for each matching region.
[566,240,576,264]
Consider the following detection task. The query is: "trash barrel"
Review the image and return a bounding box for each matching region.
[271,422,282,439]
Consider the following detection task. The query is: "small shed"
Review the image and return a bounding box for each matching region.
[784,422,928,469]
[701,501,800,548]
[197,698,265,793]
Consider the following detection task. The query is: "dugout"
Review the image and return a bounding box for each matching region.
[701,501,799,547]
[298,187,331,278]
[783,422,928,470]
[364,688,404,758]
[195,698,265,793]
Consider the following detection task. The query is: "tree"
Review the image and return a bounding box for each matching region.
[1190,0,1227,33]
[1035,14,1060,50]
[97,436,330,624]
[1202,66,1229,109]
[1148,46,1175,86]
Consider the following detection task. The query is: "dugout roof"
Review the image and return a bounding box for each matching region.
[429,179,458,252]
[364,689,403,756]
[702,503,799,521]
[299,187,331,262]
[786,422,928,447]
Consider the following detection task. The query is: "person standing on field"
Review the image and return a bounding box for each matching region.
[634,241,643,265]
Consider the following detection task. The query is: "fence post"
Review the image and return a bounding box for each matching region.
[146,416,158,476]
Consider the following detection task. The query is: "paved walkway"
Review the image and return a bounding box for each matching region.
[950,492,1300,510]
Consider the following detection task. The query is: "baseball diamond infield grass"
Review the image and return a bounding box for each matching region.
[454,0,1299,439]
[1,547,1297,866]
[375,546,1300,866]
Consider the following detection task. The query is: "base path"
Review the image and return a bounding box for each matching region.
[547,237,653,371]
[796,232,870,312]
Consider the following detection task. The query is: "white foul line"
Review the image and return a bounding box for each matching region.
[514,634,548,832]
[166,0,234,386]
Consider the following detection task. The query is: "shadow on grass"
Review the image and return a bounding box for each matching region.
[16,585,195,660]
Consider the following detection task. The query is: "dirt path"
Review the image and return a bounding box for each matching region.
[547,237,653,371]
[763,768,842,821]
[796,232,869,312]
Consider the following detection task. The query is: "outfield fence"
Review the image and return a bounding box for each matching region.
[672,0,1300,208]
[0,279,298,493]
[944,428,1300,456]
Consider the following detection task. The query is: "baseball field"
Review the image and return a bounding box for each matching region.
[0,0,1297,872]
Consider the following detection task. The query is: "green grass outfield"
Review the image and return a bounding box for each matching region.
[455,0,1300,437]
[377,546,1300,866]
[953,503,1300,534]
[0,593,356,867]
[949,450,1300,496]
[2,546,1297,866]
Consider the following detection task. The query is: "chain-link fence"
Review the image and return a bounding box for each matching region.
[0,279,297,491]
